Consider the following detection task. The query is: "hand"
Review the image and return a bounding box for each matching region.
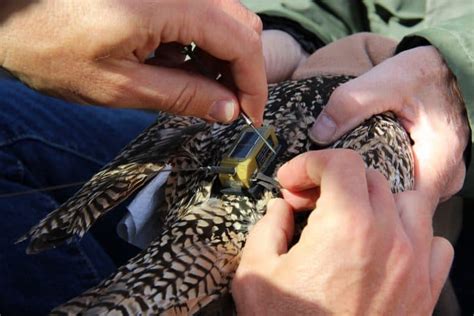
[262,30,308,83]
[0,0,267,124]
[307,46,469,203]
[232,150,453,315]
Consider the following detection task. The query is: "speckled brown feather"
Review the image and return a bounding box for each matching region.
[22,75,414,315]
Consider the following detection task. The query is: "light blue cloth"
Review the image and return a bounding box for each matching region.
[118,166,171,249]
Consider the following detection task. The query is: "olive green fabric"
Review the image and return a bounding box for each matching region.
[243,0,474,198]
[242,0,363,43]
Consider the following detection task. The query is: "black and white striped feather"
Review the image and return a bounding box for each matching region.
[21,75,414,315]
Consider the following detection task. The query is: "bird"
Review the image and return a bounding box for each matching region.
[20,75,414,315]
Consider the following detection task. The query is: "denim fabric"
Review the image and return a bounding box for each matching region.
[0,79,156,315]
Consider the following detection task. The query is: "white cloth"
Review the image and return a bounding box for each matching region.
[117,166,171,249]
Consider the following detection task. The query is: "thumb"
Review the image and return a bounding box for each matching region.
[242,198,294,263]
[97,61,240,122]
[429,236,454,303]
[309,68,405,145]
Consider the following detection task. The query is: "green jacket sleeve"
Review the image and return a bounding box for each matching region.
[241,0,366,44]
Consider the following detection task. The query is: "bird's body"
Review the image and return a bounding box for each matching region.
[21,75,414,315]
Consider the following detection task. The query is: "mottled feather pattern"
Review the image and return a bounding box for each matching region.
[20,122,209,254]
[23,76,414,315]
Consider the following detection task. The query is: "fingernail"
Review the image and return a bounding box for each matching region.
[310,113,336,144]
[250,116,263,128]
[209,100,236,123]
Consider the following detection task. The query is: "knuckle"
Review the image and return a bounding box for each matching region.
[393,237,415,268]
[326,208,374,242]
[330,149,365,170]
[232,264,263,295]
[231,268,264,314]
[110,79,131,101]
[350,214,375,241]
[167,80,200,115]
[93,71,133,106]
[241,29,263,56]
[329,82,356,105]
[366,168,389,190]
[249,14,263,34]
[231,267,247,289]
[366,168,386,182]
[218,0,263,34]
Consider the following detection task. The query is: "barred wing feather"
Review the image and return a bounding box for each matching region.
[20,121,208,254]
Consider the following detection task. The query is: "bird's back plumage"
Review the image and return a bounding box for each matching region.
[22,76,414,315]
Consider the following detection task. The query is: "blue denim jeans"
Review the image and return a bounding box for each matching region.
[0,79,156,315]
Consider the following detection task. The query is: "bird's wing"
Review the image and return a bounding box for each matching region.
[50,196,254,316]
[38,75,415,315]
[20,116,209,254]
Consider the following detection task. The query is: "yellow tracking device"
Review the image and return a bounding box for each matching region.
[219,126,279,194]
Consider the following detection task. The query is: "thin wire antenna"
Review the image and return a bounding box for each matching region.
[184,43,276,156]
[0,166,234,199]
[241,113,277,155]
[0,181,88,199]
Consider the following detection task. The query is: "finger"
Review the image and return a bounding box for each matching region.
[242,198,294,263]
[97,61,239,122]
[429,236,454,301]
[365,169,398,223]
[215,0,263,35]
[395,191,436,254]
[309,64,405,145]
[281,187,320,212]
[442,163,466,201]
[277,149,372,217]
[154,1,267,124]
